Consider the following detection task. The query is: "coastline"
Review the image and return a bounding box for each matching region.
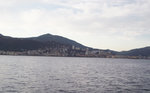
[0,54,149,60]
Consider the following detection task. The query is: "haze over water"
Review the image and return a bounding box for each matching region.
[0,55,150,93]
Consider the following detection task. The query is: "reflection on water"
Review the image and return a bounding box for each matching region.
[0,55,150,93]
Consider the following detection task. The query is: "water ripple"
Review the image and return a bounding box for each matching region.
[0,56,150,93]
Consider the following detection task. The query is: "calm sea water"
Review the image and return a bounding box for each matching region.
[0,55,150,93]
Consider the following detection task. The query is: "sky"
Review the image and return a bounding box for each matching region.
[0,0,150,51]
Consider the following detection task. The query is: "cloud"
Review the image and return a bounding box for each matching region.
[0,0,150,50]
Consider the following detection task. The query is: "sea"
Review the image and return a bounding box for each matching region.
[0,55,150,93]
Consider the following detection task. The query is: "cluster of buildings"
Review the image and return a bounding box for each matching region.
[0,45,113,57]
[0,45,150,59]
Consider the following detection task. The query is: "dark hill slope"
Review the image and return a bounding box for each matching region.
[118,47,150,57]
[30,34,86,48]
[0,36,45,51]
[0,34,69,51]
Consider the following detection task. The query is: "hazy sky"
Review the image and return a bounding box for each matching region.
[0,0,150,51]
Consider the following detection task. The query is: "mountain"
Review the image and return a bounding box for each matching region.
[118,46,150,57]
[0,34,71,51]
[30,33,86,48]
[0,33,150,58]
[0,33,89,56]
[0,35,42,51]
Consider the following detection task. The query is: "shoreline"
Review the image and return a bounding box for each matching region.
[0,54,149,60]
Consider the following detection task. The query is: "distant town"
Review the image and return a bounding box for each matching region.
[0,45,150,59]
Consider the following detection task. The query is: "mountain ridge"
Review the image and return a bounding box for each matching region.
[29,33,86,48]
[0,33,150,58]
[118,46,150,57]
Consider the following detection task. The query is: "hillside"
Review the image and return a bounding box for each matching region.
[0,33,150,58]
[118,47,150,57]
[30,33,86,48]
[0,34,70,51]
